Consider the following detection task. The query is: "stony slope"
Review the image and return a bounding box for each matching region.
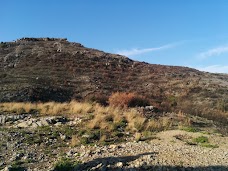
[0,113,227,171]
[0,38,227,123]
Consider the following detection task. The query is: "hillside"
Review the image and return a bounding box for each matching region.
[0,38,227,123]
[0,38,228,171]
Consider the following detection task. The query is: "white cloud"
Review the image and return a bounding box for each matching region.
[198,45,228,59]
[196,65,228,74]
[116,43,176,57]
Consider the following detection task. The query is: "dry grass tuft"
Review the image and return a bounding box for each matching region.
[146,117,173,132]
[134,132,142,142]
[0,102,37,114]
[71,135,80,147]
[0,101,94,116]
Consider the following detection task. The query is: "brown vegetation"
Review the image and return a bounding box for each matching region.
[0,101,93,116]
[0,100,177,142]
[108,92,150,108]
[0,38,227,126]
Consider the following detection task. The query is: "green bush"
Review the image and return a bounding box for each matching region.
[201,143,219,148]
[53,158,79,171]
[181,126,199,132]
[9,160,25,171]
[113,119,127,130]
[77,129,101,145]
[192,136,219,148]
[193,136,208,143]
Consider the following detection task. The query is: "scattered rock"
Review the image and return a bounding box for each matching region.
[17,121,30,128]
[116,162,123,167]
[0,115,227,171]
[59,133,66,140]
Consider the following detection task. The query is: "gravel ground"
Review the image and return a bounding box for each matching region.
[71,130,228,170]
[0,115,227,171]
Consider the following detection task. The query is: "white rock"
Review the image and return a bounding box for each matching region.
[17,122,29,128]
[54,122,62,126]
[116,162,123,167]
[60,133,66,140]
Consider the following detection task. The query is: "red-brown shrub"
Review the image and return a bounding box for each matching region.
[108,92,150,108]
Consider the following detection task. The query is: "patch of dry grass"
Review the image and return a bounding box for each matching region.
[87,105,125,131]
[0,101,175,134]
[0,102,36,114]
[146,117,173,132]
[0,101,94,116]
[71,135,80,147]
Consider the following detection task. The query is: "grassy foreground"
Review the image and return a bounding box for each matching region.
[0,101,193,144]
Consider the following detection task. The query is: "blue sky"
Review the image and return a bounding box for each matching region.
[1,0,228,73]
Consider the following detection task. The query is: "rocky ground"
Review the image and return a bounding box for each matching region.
[0,113,227,171]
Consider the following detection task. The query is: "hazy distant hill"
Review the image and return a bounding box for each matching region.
[0,38,227,123]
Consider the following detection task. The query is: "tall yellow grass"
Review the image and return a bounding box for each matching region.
[0,101,94,116]
[0,101,174,133]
